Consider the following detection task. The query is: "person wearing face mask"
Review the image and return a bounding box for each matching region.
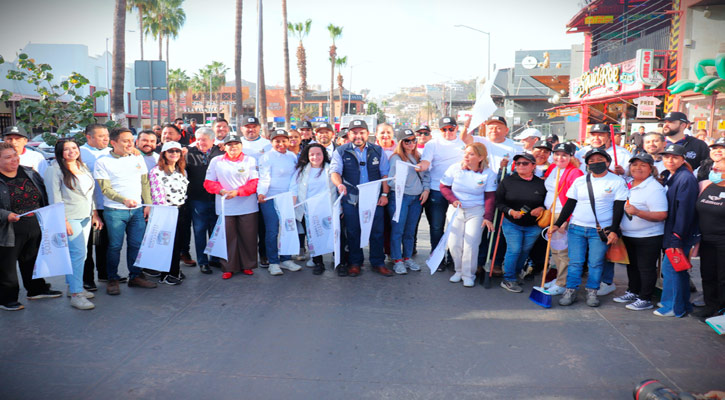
[695,157,725,319]
[298,120,314,149]
[550,148,629,307]
[661,112,709,171]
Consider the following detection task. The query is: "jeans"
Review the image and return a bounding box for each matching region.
[388,193,423,261]
[342,200,385,266]
[259,200,291,265]
[424,190,448,250]
[601,261,615,285]
[565,224,609,290]
[190,200,217,266]
[501,219,541,282]
[66,218,91,294]
[659,244,693,317]
[103,207,146,280]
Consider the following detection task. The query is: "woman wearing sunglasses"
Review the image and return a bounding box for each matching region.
[496,153,547,293]
[387,129,430,274]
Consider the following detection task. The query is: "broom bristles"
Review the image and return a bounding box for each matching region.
[529,286,552,308]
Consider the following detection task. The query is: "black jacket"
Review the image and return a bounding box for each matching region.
[185,146,225,202]
[0,166,48,247]
[670,135,710,171]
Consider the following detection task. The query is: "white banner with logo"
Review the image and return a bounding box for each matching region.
[357,178,393,248]
[426,206,460,275]
[393,160,415,222]
[23,203,73,279]
[134,205,179,272]
[204,197,228,260]
[332,194,343,268]
[272,191,300,255]
[305,191,335,257]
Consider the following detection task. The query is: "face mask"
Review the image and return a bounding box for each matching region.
[588,161,608,174]
[709,170,724,184]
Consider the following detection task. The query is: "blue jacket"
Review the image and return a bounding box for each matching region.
[662,165,699,249]
[336,142,384,197]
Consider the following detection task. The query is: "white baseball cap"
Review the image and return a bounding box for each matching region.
[514,128,542,140]
[161,141,182,152]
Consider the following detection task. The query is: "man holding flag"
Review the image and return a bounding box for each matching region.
[330,120,392,277]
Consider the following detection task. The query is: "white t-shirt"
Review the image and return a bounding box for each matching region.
[257,149,297,197]
[141,152,160,172]
[421,137,465,191]
[439,164,498,209]
[620,176,668,237]
[654,159,665,175]
[80,144,111,210]
[205,154,259,216]
[241,136,271,161]
[575,145,632,174]
[93,153,148,209]
[19,148,48,177]
[473,136,523,174]
[544,166,566,213]
[566,172,629,228]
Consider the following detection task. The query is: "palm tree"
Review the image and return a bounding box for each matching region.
[125,0,154,60]
[234,0,243,128]
[281,0,291,128]
[112,0,127,125]
[288,19,311,112]
[335,56,347,115]
[256,0,269,137]
[327,24,342,124]
[208,61,228,118]
[168,68,189,119]
[191,71,209,123]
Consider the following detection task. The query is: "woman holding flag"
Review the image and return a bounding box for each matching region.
[439,143,497,287]
[387,129,430,275]
[46,139,102,310]
[148,141,189,286]
[290,143,336,275]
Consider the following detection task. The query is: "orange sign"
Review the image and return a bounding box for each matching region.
[585,15,614,24]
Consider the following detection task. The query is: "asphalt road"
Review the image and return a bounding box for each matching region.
[1,224,723,399]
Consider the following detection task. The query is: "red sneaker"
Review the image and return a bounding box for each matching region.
[242,269,253,275]
[222,272,233,280]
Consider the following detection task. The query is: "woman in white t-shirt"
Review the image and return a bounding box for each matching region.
[439,143,497,287]
[616,153,667,311]
[204,135,260,279]
[550,148,629,307]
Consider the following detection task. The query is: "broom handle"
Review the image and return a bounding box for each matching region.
[540,167,562,288]
[485,208,500,265]
[488,167,508,277]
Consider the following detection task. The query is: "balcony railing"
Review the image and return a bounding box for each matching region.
[589,25,670,68]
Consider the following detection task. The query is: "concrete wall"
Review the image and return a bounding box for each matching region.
[682,5,725,81]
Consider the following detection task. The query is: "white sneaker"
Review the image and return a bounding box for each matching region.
[463,278,475,287]
[66,289,95,299]
[613,291,637,303]
[404,259,421,271]
[546,284,566,296]
[544,280,556,289]
[393,261,407,275]
[70,295,95,310]
[597,282,616,296]
[268,264,283,275]
[281,260,301,271]
[449,273,462,283]
[306,259,315,267]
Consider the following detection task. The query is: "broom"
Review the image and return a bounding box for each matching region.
[529,166,562,308]
[481,208,500,288]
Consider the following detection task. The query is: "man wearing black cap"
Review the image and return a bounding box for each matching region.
[461,116,523,175]
[543,133,560,147]
[314,122,336,157]
[2,126,48,176]
[240,116,271,158]
[532,140,552,178]
[298,120,314,148]
[574,124,631,176]
[661,111,709,170]
[414,124,432,148]
[336,127,350,146]
[330,119,392,277]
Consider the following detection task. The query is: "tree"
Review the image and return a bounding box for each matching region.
[168,68,189,119]
[0,55,108,145]
[335,55,347,115]
[234,0,243,129]
[190,72,209,122]
[281,0,291,128]
[208,61,228,118]
[112,0,128,125]
[256,0,268,137]
[366,101,385,125]
[288,19,311,112]
[327,24,343,124]
[125,0,154,60]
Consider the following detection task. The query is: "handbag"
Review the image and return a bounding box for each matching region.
[536,209,552,229]
[665,248,692,272]
[606,239,630,264]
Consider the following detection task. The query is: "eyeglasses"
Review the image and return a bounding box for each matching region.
[416,131,431,136]
[166,149,182,154]
[441,127,456,132]
[515,161,532,166]
[402,139,417,144]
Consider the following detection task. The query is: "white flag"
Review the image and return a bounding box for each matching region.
[331,194,343,268]
[393,160,414,222]
[134,205,179,272]
[304,192,335,257]
[31,203,73,279]
[357,179,382,248]
[426,206,460,275]
[273,191,300,255]
[204,197,228,260]
[467,70,499,133]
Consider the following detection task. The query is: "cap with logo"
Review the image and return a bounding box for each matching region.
[589,123,611,134]
[270,129,289,140]
[709,137,725,148]
[349,120,368,130]
[161,141,182,153]
[299,120,313,130]
[485,116,507,126]
[533,139,552,151]
[513,153,536,164]
[244,117,260,126]
[2,125,29,139]
[395,128,416,141]
[660,143,686,157]
[514,128,542,141]
[439,117,457,128]
[224,134,243,144]
[315,122,334,132]
[552,142,575,156]
[415,124,431,132]
[584,147,612,162]
[662,111,689,124]
[543,133,560,143]
[629,152,655,165]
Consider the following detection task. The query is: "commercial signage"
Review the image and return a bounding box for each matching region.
[635,49,666,88]
[633,96,661,119]
[569,53,665,102]
[585,15,614,24]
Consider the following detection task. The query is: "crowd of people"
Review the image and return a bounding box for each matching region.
[0,111,723,322]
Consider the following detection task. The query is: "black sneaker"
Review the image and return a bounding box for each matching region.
[118,276,128,283]
[83,282,98,292]
[0,301,24,311]
[159,275,182,286]
[27,288,63,300]
[500,280,523,293]
[337,264,349,277]
[260,257,270,267]
[199,264,213,274]
[142,269,161,278]
[179,271,186,281]
[313,263,325,275]
[209,260,222,269]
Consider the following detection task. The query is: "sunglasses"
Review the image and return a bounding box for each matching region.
[166,149,182,154]
[441,127,456,132]
[515,161,532,166]
[402,139,417,144]
[416,131,431,136]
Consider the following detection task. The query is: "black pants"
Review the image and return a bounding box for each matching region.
[162,204,188,278]
[84,209,108,283]
[622,235,663,301]
[700,239,725,311]
[0,218,49,304]
[178,203,192,256]
[528,234,548,275]
[258,210,266,260]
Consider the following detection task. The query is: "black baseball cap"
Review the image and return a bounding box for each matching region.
[533,140,552,151]
[299,120,313,130]
[439,117,456,128]
[315,122,334,133]
[710,137,725,148]
[270,129,288,140]
[2,125,29,139]
[543,133,559,143]
[348,120,368,130]
[552,142,575,156]
[589,123,611,134]
[224,134,243,144]
[584,147,612,163]
[513,153,536,164]
[660,143,686,157]
[629,152,655,165]
[415,124,431,132]
[395,128,416,141]
[662,111,689,124]
[486,116,507,126]
[243,117,260,126]
[337,127,349,138]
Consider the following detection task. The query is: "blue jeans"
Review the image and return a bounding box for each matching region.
[259,201,290,265]
[342,200,385,266]
[424,190,448,250]
[565,224,609,290]
[190,199,217,265]
[103,207,146,280]
[66,218,91,294]
[659,244,693,317]
[501,219,541,282]
[388,193,423,261]
[601,261,614,285]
